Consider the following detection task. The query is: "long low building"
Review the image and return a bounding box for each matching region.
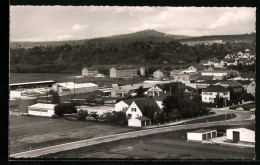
[52,82,99,95]
[10,80,56,90]
[28,103,56,117]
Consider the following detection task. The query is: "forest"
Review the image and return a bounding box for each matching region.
[10,40,255,74]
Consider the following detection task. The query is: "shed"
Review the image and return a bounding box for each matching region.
[187,129,217,141]
[128,116,151,127]
[28,103,56,117]
[226,126,255,143]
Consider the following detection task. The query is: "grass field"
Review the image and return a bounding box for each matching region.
[10,73,146,86]
[9,115,137,154]
[39,125,254,159]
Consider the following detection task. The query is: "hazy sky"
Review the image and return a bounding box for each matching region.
[10,6,256,42]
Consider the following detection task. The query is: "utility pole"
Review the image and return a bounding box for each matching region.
[225,96,227,120]
[74,75,75,99]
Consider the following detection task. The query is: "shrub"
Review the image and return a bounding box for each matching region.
[54,103,77,117]
[51,114,59,119]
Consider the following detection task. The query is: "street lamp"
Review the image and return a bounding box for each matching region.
[225,96,227,120]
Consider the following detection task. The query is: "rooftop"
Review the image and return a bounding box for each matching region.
[127,98,161,113]
[28,103,56,109]
[189,129,216,133]
[58,82,98,89]
[215,80,243,87]
[202,85,229,92]
[135,116,151,121]
[10,80,56,86]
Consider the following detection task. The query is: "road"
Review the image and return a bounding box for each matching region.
[10,119,253,158]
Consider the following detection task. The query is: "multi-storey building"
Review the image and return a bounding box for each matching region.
[110,67,138,78]
[82,68,99,77]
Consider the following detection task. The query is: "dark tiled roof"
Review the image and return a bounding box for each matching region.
[189,129,216,133]
[198,76,214,81]
[136,116,151,121]
[237,80,253,85]
[153,92,171,101]
[241,72,255,79]
[202,85,229,92]
[193,64,206,70]
[133,98,161,113]
[216,80,243,87]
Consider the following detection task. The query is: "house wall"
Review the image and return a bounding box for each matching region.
[128,118,142,127]
[126,101,143,119]
[201,72,228,77]
[227,128,255,143]
[111,87,129,97]
[202,91,230,103]
[147,86,163,97]
[115,101,129,112]
[28,107,54,117]
[110,68,117,78]
[154,71,164,79]
[247,81,255,96]
[187,133,202,141]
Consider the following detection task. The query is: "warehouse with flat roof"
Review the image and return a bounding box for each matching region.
[52,82,99,95]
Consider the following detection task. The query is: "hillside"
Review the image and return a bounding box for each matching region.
[10,30,255,49]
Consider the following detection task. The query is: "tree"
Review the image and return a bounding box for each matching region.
[162,95,180,117]
[136,86,145,98]
[142,105,158,124]
[48,89,60,104]
[77,109,88,119]
[54,103,77,117]
[214,94,224,107]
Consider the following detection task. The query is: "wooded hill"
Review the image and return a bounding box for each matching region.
[10,30,256,74]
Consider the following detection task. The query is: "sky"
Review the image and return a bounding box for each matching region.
[10,6,256,42]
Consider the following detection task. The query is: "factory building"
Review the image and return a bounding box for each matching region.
[52,82,99,95]
[110,67,138,78]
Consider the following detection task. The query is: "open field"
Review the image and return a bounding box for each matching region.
[10,73,146,86]
[39,125,254,159]
[9,115,137,154]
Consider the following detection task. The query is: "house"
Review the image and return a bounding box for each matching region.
[189,64,206,71]
[140,67,145,76]
[110,67,138,78]
[28,103,56,117]
[199,60,211,66]
[110,83,155,97]
[214,80,243,93]
[126,98,161,127]
[93,73,105,78]
[82,68,99,77]
[200,67,239,79]
[226,126,255,143]
[240,72,255,81]
[237,58,255,65]
[221,59,237,67]
[210,58,222,68]
[236,80,252,92]
[172,72,200,83]
[52,82,99,95]
[153,69,167,79]
[196,76,215,82]
[202,85,230,103]
[187,129,217,142]
[246,81,255,97]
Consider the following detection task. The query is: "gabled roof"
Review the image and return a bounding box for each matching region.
[209,58,221,63]
[83,67,98,71]
[153,92,171,101]
[216,80,243,88]
[202,85,229,92]
[130,98,161,113]
[197,76,214,81]
[236,80,252,86]
[193,64,206,70]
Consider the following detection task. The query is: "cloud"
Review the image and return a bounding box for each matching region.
[72,24,89,31]
[207,10,255,29]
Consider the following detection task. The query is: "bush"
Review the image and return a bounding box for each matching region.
[51,114,59,119]
[54,103,77,117]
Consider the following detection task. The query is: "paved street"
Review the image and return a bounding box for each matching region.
[10,119,253,158]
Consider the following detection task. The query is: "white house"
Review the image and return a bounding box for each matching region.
[82,68,98,77]
[226,127,255,143]
[187,129,217,142]
[125,98,161,127]
[153,69,167,79]
[246,81,255,97]
[202,85,230,103]
[28,103,56,117]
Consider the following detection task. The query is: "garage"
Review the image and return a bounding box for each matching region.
[226,127,255,143]
[28,103,56,117]
[187,129,217,142]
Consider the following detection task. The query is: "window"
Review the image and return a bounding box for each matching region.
[204,97,207,100]
[128,114,132,118]
[131,108,136,112]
